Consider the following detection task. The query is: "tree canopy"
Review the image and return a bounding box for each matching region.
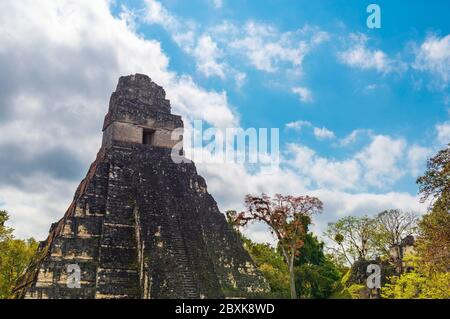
[229,194,323,299]
[0,210,38,299]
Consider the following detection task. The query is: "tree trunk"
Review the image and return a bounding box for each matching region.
[289,258,297,299]
[281,246,297,299]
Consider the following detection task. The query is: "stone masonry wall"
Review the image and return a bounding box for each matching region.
[16,144,268,298]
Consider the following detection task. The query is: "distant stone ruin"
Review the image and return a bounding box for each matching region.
[14,74,269,299]
[389,235,416,274]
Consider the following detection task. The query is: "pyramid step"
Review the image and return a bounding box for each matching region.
[161,216,201,299]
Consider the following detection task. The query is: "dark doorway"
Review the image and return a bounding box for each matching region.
[142,130,155,145]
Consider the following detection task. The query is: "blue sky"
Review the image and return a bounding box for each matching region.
[112,0,449,194]
[0,0,449,241]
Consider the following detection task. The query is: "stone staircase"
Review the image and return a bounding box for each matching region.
[164,215,200,299]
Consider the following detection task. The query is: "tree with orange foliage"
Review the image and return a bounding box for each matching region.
[228,194,323,299]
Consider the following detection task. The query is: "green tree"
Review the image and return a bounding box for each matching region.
[243,237,290,298]
[0,210,38,299]
[243,234,342,299]
[372,209,418,256]
[325,216,376,266]
[417,208,450,271]
[294,234,342,299]
[382,255,450,299]
[382,145,450,299]
[229,194,323,299]
[0,210,13,241]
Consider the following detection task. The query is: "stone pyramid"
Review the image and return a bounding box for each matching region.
[14,74,268,299]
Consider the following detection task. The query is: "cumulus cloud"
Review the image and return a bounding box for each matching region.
[285,120,312,130]
[144,0,180,30]
[313,127,336,140]
[285,134,414,191]
[286,144,361,191]
[197,143,428,244]
[0,0,237,239]
[229,22,329,73]
[307,190,427,236]
[355,135,406,188]
[414,34,450,89]
[292,86,314,103]
[144,0,230,80]
[193,35,226,78]
[338,33,402,74]
[143,1,328,86]
[168,76,236,128]
[286,120,335,141]
[436,122,450,145]
[339,129,373,146]
[407,145,433,176]
[0,0,432,246]
[233,71,247,89]
[0,175,78,239]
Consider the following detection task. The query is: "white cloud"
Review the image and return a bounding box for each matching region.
[286,144,361,191]
[339,129,373,146]
[198,143,428,244]
[233,71,247,89]
[168,76,236,128]
[0,0,433,247]
[286,134,411,190]
[118,5,139,31]
[362,83,385,94]
[286,120,312,130]
[0,174,77,239]
[144,0,229,80]
[314,127,336,140]
[292,86,314,103]
[407,145,432,176]
[229,22,329,73]
[308,190,427,236]
[193,35,226,78]
[436,122,450,145]
[142,1,328,85]
[355,135,406,187]
[286,120,335,141]
[414,34,450,88]
[144,0,180,30]
[0,0,237,239]
[212,0,223,9]
[338,33,399,74]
